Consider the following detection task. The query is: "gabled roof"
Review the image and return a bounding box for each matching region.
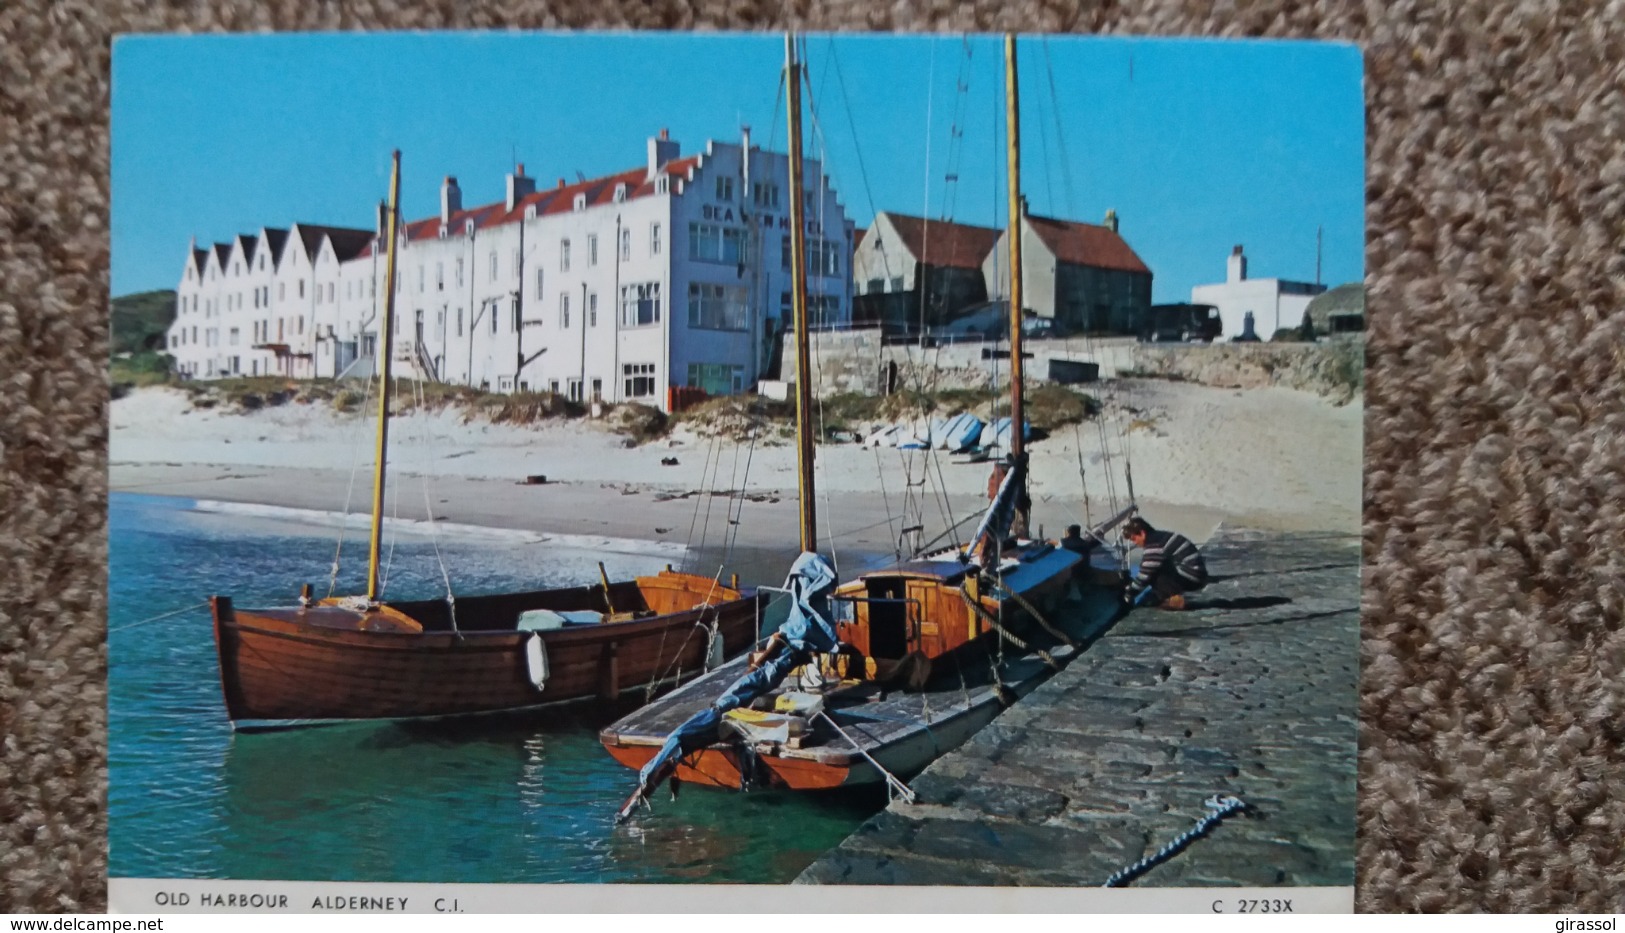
[188,247,208,274]
[210,243,231,270]
[292,223,375,263]
[1025,215,1150,275]
[262,228,290,264]
[235,234,259,265]
[878,212,1002,271]
[397,157,696,245]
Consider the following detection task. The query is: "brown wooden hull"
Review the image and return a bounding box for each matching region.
[212,571,764,729]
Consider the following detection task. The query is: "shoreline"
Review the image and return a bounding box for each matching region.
[111,377,1362,564]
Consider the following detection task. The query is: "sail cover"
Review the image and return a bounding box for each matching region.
[627,552,839,804]
[964,458,1026,565]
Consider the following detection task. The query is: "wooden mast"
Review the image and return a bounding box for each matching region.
[1004,34,1026,469]
[366,150,403,602]
[785,33,818,554]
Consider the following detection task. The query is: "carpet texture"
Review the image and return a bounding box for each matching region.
[2,0,1622,914]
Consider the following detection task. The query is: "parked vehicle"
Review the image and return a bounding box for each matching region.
[1140,303,1221,343]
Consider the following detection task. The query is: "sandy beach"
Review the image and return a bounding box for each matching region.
[109,379,1362,566]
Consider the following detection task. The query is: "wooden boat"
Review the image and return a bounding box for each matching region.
[211,151,763,731]
[602,35,1133,807]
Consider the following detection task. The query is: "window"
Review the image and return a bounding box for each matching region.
[535,267,544,296]
[489,251,498,281]
[688,282,749,330]
[867,278,884,295]
[490,303,498,334]
[588,293,598,327]
[752,182,780,208]
[436,262,444,290]
[456,307,463,337]
[623,362,656,399]
[781,234,792,271]
[591,378,603,402]
[418,266,425,292]
[689,223,743,264]
[498,376,514,392]
[567,379,582,403]
[687,363,746,395]
[560,292,570,329]
[812,295,841,327]
[620,228,631,261]
[560,239,571,272]
[327,282,335,302]
[549,380,560,394]
[229,327,239,346]
[455,258,464,287]
[588,235,598,267]
[650,223,662,255]
[889,276,904,292]
[715,176,734,201]
[620,282,662,327]
[513,249,521,277]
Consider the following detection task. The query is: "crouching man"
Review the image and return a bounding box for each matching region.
[1122,517,1209,610]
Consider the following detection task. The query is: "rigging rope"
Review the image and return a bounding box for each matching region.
[408,369,460,634]
[328,368,380,598]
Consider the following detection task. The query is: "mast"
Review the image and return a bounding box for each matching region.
[366,150,403,602]
[786,33,818,554]
[1004,33,1026,469]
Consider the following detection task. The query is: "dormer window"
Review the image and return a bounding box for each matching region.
[573,193,587,211]
[465,219,476,236]
[439,223,449,239]
[614,184,627,203]
[525,205,538,221]
[655,176,669,195]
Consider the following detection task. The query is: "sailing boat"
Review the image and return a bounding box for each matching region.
[210,151,764,731]
[600,35,1132,802]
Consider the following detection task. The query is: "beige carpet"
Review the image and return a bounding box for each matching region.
[3,0,1622,914]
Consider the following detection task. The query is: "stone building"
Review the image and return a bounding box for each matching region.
[983,210,1153,336]
[850,211,1002,334]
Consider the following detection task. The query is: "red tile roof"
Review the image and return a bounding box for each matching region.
[398,157,697,245]
[1026,214,1150,275]
[880,212,1001,270]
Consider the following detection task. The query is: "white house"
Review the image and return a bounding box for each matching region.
[1190,245,1326,341]
[167,130,855,412]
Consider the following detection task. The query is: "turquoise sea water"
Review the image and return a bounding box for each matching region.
[108,493,883,883]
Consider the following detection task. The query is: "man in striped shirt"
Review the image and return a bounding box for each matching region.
[1123,517,1209,610]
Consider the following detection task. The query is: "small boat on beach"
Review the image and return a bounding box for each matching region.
[211,151,763,731]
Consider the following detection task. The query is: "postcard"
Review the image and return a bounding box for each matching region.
[108,30,1364,913]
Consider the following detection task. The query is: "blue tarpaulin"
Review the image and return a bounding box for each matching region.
[626,552,839,807]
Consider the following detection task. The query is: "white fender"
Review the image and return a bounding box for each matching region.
[526,633,550,692]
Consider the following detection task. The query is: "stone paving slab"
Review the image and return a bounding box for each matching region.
[798,526,1359,888]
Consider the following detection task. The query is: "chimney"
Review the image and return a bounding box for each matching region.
[1103,208,1119,233]
[376,200,388,239]
[441,176,462,223]
[506,164,535,212]
[647,130,680,181]
[1228,244,1247,283]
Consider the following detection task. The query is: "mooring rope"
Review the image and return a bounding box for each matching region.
[815,710,917,804]
[1101,795,1250,888]
[108,600,212,634]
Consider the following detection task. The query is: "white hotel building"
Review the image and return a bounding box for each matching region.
[167,131,854,411]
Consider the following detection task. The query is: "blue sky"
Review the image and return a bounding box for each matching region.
[112,32,1363,302]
